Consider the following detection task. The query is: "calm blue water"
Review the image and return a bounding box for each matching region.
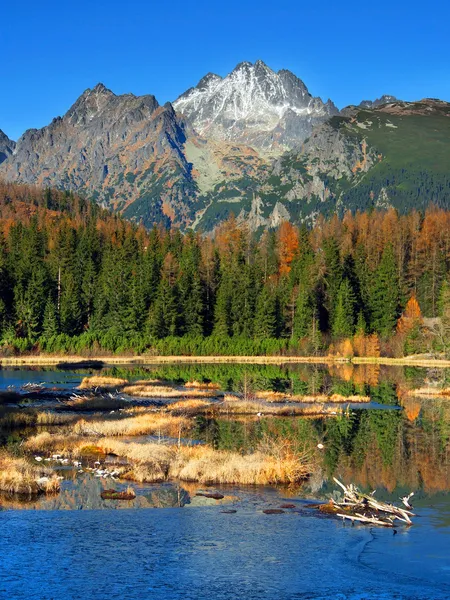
[1,505,449,600]
[1,365,450,599]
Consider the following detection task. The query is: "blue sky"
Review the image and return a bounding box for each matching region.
[2,0,448,140]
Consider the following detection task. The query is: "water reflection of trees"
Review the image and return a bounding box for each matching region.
[196,395,450,494]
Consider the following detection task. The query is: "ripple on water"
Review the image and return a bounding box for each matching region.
[1,507,449,600]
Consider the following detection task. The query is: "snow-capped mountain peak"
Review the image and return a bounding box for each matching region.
[174,60,338,149]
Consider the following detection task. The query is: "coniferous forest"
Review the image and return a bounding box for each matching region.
[1,181,450,358]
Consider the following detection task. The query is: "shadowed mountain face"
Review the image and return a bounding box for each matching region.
[1,65,450,231]
[0,130,15,165]
[174,60,338,150]
[0,84,198,228]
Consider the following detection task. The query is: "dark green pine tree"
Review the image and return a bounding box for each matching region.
[332,278,356,338]
[355,310,367,335]
[253,284,278,339]
[15,264,48,341]
[370,244,400,337]
[213,275,233,337]
[184,273,204,337]
[353,243,371,325]
[42,295,59,338]
[323,237,342,327]
[148,277,179,338]
[0,232,11,333]
[293,285,313,339]
[59,271,83,335]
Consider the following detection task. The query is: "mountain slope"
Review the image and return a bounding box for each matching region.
[0,130,15,165]
[1,84,198,228]
[0,66,449,232]
[174,60,338,150]
[194,99,450,230]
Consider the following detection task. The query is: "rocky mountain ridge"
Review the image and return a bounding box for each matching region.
[174,60,338,150]
[0,130,15,165]
[1,62,449,231]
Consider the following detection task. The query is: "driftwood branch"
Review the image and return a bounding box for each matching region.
[324,478,415,528]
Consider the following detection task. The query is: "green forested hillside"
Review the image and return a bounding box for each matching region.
[1,182,450,357]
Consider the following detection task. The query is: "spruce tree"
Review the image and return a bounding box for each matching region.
[370,244,400,336]
[42,295,59,338]
[323,237,342,327]
[332,279,356,338]
[213,276,232,337]
[293,285,313,339]
[253,285,277,338]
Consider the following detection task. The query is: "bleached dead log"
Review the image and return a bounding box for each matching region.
[329,478,415,527]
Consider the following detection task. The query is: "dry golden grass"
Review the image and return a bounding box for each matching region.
[4,354,450,369]
[407,387,450,397]
[0,355,339,367]
[96,437,313,485]
[219,399,342,416]
[252,391,370,403]
[0,409,74,430]
[185,380,221,389]
[72,413,190,438]
[166,399,214,415]
[122,383,218,398]
[24,432,85,455]
[78,376,129,389]
[0,451,61,495]
[0,410,35,429]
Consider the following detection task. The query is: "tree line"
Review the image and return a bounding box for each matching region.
[0,182,450,356]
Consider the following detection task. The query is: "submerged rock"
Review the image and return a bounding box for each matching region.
[196,491,225,500]
[263,509,285,515]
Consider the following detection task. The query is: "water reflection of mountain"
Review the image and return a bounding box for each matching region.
[0,475,190,511]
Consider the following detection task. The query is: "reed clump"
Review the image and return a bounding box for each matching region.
[122,382,217,398]
[0,409,74,430]
[220,399,340,416]
[78,376,129,390]
[184,381,221,390]
[253,391,370,403]
[24,431,84,455]
[72,412,190,438]
[166,399,214,415]
[96,437,313,485]
[0,451,61,495]
[408,387,450,397]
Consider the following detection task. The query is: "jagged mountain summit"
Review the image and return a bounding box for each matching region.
[0,130,15,165]
[174,60,338,150]
[359,95,398,109]
[0,66,449,233]
[1,83,197,227]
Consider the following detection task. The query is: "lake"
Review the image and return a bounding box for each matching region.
[1,362,449,599]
